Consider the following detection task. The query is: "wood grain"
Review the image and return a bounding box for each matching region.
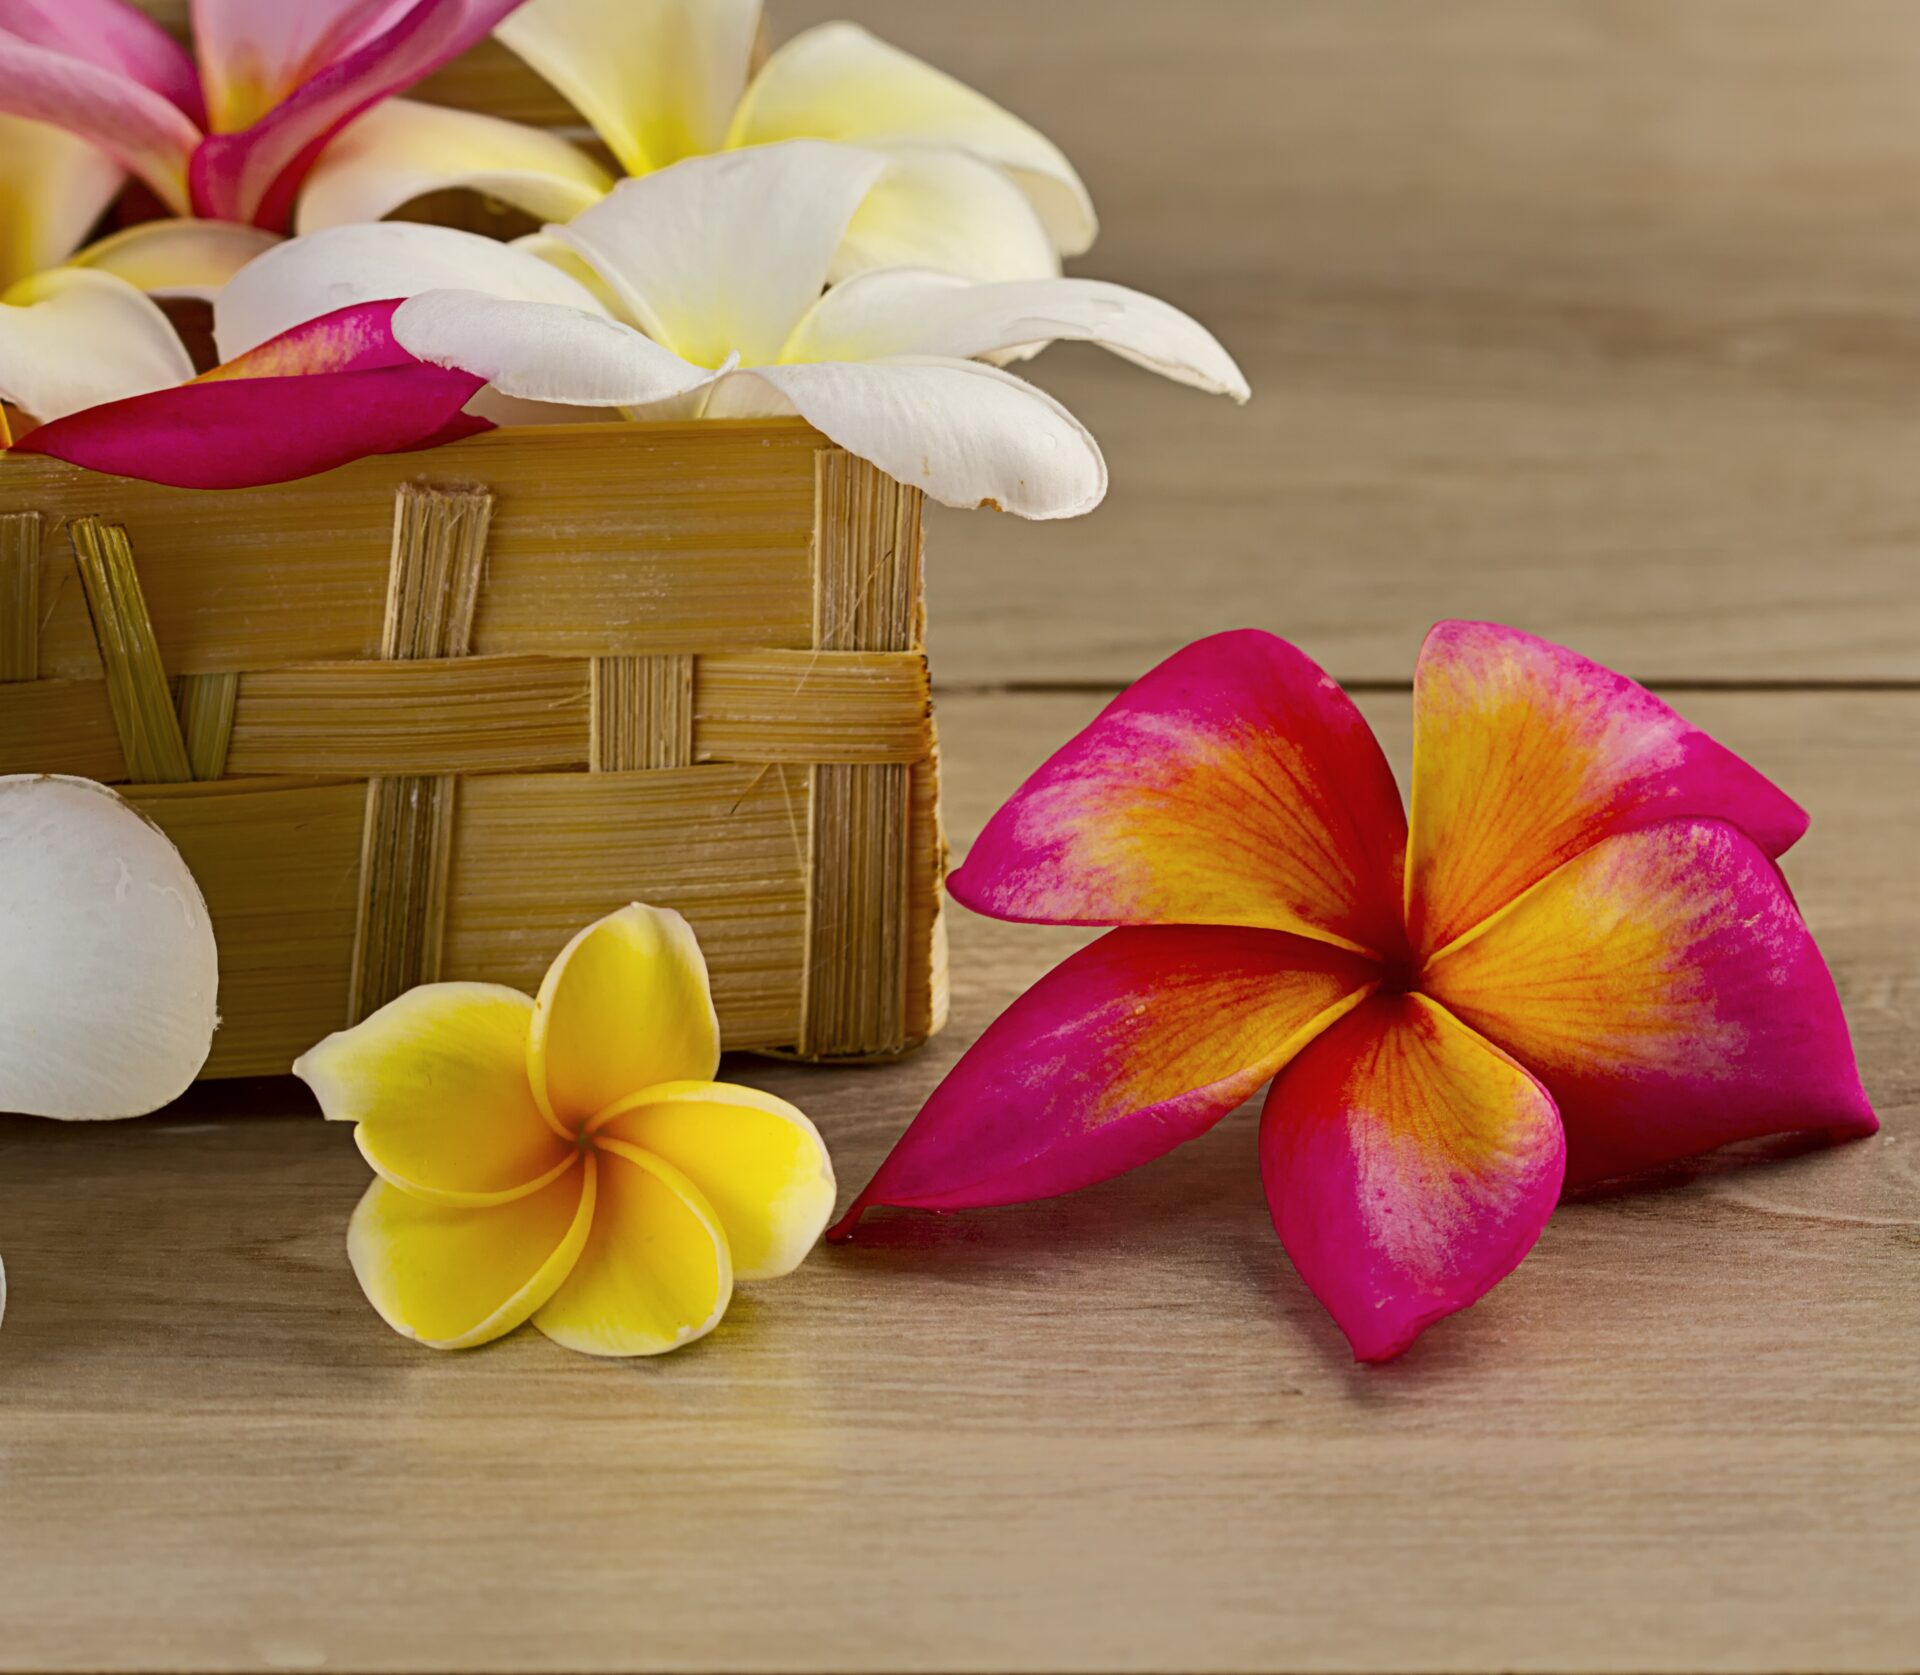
[0,688,1913,1674]
[16,4,1920,1670]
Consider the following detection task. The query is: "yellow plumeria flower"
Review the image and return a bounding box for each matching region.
[294,904,836,1358]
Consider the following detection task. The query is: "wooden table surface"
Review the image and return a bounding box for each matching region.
[6,4,1919,1671]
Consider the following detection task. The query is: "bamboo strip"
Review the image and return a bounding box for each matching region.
[696,650,932,765]
[70,519,193,784]
[347,485,494,1024]
[384,485,494,658]
[799,764,912,1058]
[229,656,588,777]
[814,451,926,654]
[905,747,951,1047]
[174,673,238,780]
[593,654,694,770]
[7,424,823,679]
[1,511,39,680]
[0,677,123,780]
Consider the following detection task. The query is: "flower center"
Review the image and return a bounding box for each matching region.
[1376,952,1422,997]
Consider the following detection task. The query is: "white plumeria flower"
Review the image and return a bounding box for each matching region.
[216,143,1248,519]
[298,0,1091,283]
[0,776,219,1120]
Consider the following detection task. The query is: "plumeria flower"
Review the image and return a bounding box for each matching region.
[831,624,1878,1362]
[0,0,528,231]
[298,0,1092,284]
[182,142,1246,511]
[10,298,492,484]
[295,905,836,1357]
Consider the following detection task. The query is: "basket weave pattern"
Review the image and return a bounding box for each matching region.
[0,420,946,1078]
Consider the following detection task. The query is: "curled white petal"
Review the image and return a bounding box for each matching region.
[65,218,283,300]
[0,268,193,423]
[0,776,218,1120]
[731,22,1096,257]
[214,222,612,361]
[707,355,1108,520]
[296,99,615,234]
[784,269,1251,401]
[832,150,1060,286]
[394,289,715,408]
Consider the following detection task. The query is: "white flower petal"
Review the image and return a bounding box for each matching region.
[214,221,612,360]
[708,355,1107,520]
[66,219,283,300]
[554,141,888,369]
[0,113,124,292]
[394,288,715,407]
[496,0,761,176]
[730,22,1097,257]
[295,99,615,234]
[0,777,218,1120]
[785,270,1250,401]
[831,149,1059,286]
[0,267,192,423]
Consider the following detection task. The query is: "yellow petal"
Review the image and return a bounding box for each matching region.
[594,1081,835,1280]
[528,904,721,1131]
[0,114,124,292]
[348,1160,593,1351]
[296,99,614,235]
[496,0,761,177]
[66,219,282,299]
[533,1140,732,1357]
[295,983,575,1204]
[730,22,1097,258]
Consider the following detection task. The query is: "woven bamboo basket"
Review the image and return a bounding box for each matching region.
[0,420,948,1078]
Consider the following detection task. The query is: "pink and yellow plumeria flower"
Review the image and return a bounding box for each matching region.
[833,624,1878,1361]
[299,0,1092,284]
[0,0,527,231]
[296,905,836,1357]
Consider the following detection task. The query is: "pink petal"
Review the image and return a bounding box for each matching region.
[1408,620,1808,958]
[0,0,202,119]
[1260,993,1566,1363]
[830,925,1377,1237]
[188,0,530,229]
[0,28,200,212]
[1422,818,1877,1189]
[950,630,1409,958]
[193,0,415,131]
[11,301,488,488]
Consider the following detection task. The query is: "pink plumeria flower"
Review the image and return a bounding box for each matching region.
[0,0,527,232]
[833,624,1878,1361]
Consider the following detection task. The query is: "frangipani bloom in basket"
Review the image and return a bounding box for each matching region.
[9,143,1247,515]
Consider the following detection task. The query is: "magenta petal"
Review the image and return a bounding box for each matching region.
[830,925,1377,1238]
[950,629,1410,957]
[187,0,532,228]
[0,0,203,120]
[13,363,488,488]
[1423,819,1878,1189]
[1261,994,1567,1363]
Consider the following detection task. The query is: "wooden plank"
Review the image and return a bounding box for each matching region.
[0,687,1911,1672]
[0,423,822,679]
